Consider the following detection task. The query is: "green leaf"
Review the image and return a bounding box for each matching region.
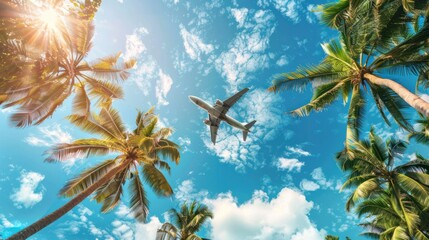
[142,164,173,197]
[128,174,149,223]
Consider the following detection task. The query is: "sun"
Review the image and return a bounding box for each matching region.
[39,7,60,31]
[29,3,69,50]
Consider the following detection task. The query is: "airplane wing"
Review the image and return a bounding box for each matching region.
[223,87,249,109]
[214,88,249,115]
[209,114,221,144]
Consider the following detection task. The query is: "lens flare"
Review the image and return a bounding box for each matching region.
[39,8,60,31]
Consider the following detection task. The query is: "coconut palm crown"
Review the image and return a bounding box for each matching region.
[9,107,180,239]
[337,128,429,238]
[156,201,213,240]
[0,2,135,127]
[269,0,429,152]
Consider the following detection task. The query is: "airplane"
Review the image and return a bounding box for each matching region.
[189,88,256,144]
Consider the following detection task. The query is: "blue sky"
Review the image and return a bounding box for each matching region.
[1,0,427,239]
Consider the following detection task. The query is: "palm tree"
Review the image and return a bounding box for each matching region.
[0,1,135,127]
[325,235,339,240]
[269,0,429,151]
[8,107,180,239]
[156,201,213,240]
[325,235,351,240]
[337,128,429,238]
[356,190,429,239]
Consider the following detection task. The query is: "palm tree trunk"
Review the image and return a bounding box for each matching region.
[364,73,429,117]
[7,162,129,240]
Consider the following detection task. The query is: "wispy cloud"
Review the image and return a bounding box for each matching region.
[155,70,173,106]
[124,27,174,106]
[300,179,320,192]
[0,214,22,238]
[10,171,45,208]
[178,137,191,152]
[175,179,208,202]
[215,9,276,93]
[276,157,304,172]
[300,168,341,192]
[111,204,162,240]
[258,0,310,23]
[55,205,114,239]
[25,124,72,147]
[24,124,86,172]
[180,25,214,61]
[286,146,311,157]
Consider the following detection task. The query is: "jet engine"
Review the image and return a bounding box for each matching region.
[215,99,223,105]
[204,119,211,125]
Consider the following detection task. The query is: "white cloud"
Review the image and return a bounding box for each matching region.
[276,157,304,172]
[25,124,72,147]
[0,215,14,228]
[300,179,320,192]
[180,25,214,61]
[215,9,276,93]
[203,89,287,171]
[258,0,311,23]
[276,55,289,66]
[55,205,110,239]
[178,137,191,152]
[124,27,148,60]
[111,204,162,240]
[175,180,208,202]
[286,146,311,156]
[300,168,341,192]
[135,217,163,240]
[311,168,332,189]
[155,70,173,105]
[24,124,86,172]
[205,188,326,240]
[124,27,174,105]
[306,4,318,23]
[10,171,45,208]
[273,0,301,22]
[291,227,326,240]
[231,8,248,28]
[0,214,22,237]
[339,223,348,232]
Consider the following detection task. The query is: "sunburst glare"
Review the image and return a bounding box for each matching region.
[39,7,60,31]
[29,3,69,50]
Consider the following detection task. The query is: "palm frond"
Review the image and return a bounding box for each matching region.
[290,79,346,117]
[98,107,125,139]
[45,139,114,162]
[155,146,180,165]
[368,84,413,132]
[269,63,345,93]
[156,223,178,240]
[142,164,173,197]
[95,165,129,213]
[84,75,124,100]
[67,113,121,140]
[128,174,149,223]
[396,173,429,205]
[72,84,90,116]
[346,86,365,149]
[87,52,136,82]
[59,159,116,197]
[346,178,380,211]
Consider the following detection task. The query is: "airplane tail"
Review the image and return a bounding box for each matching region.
[243,120,256,141]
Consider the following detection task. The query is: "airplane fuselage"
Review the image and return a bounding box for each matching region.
[189,96,247,131]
